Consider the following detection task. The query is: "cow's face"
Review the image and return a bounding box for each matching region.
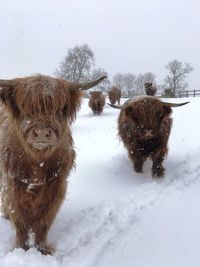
[92,103,103,114]
[89,92,105,114]
[123,100,172,141]
[0,76,82,158]
[108,94,116,105]
[19,115,65,155]
[108,88,121,105]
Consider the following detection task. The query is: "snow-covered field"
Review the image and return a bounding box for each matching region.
[0,97,200,267]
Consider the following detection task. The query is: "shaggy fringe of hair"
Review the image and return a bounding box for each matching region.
[14,75,83,123]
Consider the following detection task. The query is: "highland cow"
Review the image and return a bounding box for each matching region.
[88,91,105,115]
[108,86,121,105]
[144,82,157,96]
[0,74,106,254]
[108,96,189,178]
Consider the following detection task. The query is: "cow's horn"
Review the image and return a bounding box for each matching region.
[107,103,122,109]
[0,79,17,87]
[68,76,107,91]
[162,101,189,107]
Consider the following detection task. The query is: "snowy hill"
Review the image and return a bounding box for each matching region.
[0,97,200,267]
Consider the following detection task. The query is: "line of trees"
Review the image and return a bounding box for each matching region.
[55,44,193,97]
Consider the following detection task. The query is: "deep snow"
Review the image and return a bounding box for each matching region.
[0,97,200,267]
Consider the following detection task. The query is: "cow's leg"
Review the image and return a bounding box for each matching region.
[33,222,54,255]
[1,187,11,220]
[14,217,30,250]
[33,182,66,255]
[130,153,145,173]
[152,149,166,178]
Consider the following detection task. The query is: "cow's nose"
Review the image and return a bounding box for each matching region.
[31,128,55,142]
[144,129,153,137]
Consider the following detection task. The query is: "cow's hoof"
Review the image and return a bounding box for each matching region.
[152,166,165,178]
[37,244,55,255]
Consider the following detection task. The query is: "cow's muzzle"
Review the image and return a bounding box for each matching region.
[27,127,57,150]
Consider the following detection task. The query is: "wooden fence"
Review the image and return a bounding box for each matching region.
[85,89,200,99]
[124,90,200,98]
[155,90,200,98]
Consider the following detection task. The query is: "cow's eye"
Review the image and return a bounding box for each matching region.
[154,110,162,120]
[61,105,68,117]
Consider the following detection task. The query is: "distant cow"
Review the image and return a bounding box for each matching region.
[108,96,189,178]
[144,82,157,96]
[88,91,106,115]
[108,86,121,105]
[0,74,106,254]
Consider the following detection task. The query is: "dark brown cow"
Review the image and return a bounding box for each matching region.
[0,74,106,254]
[108,86,121,105]
[144,82,157,96]
[108,96,189,178]
[88,91,105,115]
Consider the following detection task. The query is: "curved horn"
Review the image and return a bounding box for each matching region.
[0,79,17,87]
[162,101,189,107]
[107,103,122,109]
[68,76,107,91]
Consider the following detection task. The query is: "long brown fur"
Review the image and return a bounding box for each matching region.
[88,91,105,115]
[144,82,157,96]
[108,86,121,105]
[0,74,101,255]
[118,96,172,178]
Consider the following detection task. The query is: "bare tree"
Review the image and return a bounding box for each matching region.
[112,73,125,91]
[134,74,145,95]
[143,72,156,84]
[164,59,193,94]
[55,44,95,82]
[113,73,136,97]
[124,73,136,96]
[90,67,110,92]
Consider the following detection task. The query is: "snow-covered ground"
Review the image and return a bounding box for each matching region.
[0,97,200,267]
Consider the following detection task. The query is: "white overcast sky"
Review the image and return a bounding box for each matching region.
[0,0,199,88]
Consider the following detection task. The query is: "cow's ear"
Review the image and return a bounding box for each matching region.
[0,87,20,117]
[163,106,172,116]
[67,91,83,123]
[0,86,13,105]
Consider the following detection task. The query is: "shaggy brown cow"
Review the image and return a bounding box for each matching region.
[108,86,121,105]
[0,74,106,255]
[108,96,189,178]
[88,91,106,115]
[144,82,157,96]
